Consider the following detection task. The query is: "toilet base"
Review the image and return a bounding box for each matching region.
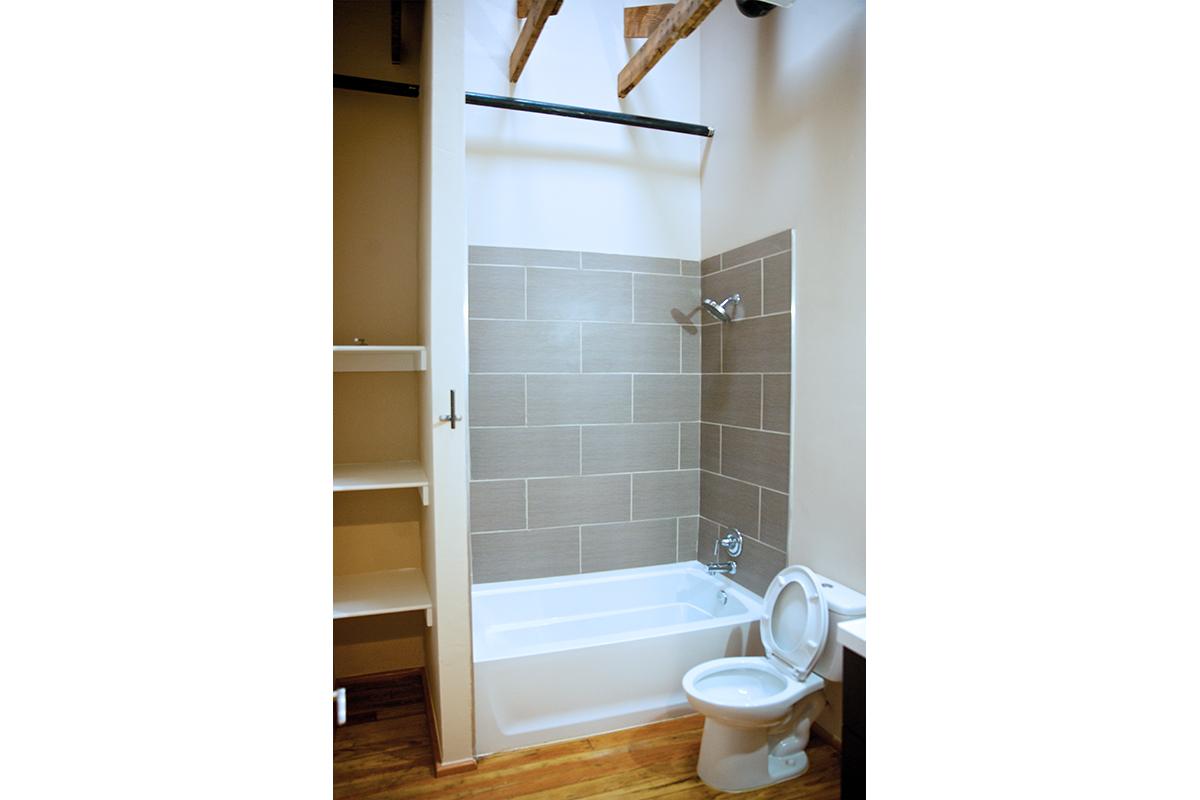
[695,693,825,793]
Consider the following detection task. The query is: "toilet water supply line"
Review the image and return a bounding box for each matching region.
[333,687,347,726]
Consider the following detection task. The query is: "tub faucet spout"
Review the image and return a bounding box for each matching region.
[706,528,742,574]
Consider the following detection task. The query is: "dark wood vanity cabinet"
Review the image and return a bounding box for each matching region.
[841,648,865,800]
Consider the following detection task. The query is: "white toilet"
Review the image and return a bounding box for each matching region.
[682,565,866,793]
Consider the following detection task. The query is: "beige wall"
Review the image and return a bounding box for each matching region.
[699,0,865,594]
[333,0,426,680]
[698,0,865,742]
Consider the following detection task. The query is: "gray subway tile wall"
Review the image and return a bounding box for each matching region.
[762,252,792,315]
[677,516,700,561]
[467,236,792,594]
[581,518,678,572]
[582,252,683,274]
[721,313,791,374]
[469,426,581,480]
[471,526,581,583]
[468,245,702,583]
[527,474,632,528]
[719,426,790,493]
[469,480,526,533]
[526,268,631,322]
[632,469,700,520]
[633,374,700,422]
[700,261,762,321]
[468,374,526,426]
[582,423,679,474]
[720,230,791,269]
[468,265,525,319]
[633,274,701,324]
[469,320,579,373]
[762,374,791,433]
[526,374,632,424]
[581,322,681,373]
[701,374,762,428]
[469,245,579,268]
[679,421,699,468]
[698,231,794,596]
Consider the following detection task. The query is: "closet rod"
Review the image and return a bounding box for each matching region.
[333,74,714,138]
[334,74,420,97]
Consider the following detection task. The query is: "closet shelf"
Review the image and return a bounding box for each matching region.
[333,568,432,627]
[333,460,429,504]
[333,345,427,372]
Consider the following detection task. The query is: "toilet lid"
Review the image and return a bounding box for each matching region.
[760,565,828,680]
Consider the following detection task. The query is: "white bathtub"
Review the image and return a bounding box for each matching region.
[472,561,763,756]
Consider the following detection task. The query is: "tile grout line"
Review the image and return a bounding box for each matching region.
[472,422,698,430]
[758,486,764,545]
[698,467,786,495]
[471,514,687,537]
[467,371,790,375]
[760,373,765,429]
[714,246,791,275]
[469,467,700,484]
[683,419,788,436]
[469,317,732,326]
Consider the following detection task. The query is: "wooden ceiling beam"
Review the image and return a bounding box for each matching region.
[624,4,676,39]
[618,0,721,98]
[510,0,561,83]
[517,0,563,20]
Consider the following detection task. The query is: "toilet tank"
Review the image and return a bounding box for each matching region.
[811,572,866,682]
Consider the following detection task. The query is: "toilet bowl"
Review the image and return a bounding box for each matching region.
[682,565,864,793]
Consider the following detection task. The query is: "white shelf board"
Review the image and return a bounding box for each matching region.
[333,460,428,504]
[333,568,432,626]
[333,345,426,372]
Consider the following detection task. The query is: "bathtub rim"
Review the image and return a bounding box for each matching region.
[471,561,764,663]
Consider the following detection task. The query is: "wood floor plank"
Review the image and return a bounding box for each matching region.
[333,672,841,799]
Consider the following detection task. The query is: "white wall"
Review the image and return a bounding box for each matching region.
[421,0,475,767]
[699,0,865,592]
[464,0,704,258]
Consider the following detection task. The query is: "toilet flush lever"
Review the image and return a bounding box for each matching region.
[439,390,463,429]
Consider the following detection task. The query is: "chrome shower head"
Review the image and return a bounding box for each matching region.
[702,293,741,322]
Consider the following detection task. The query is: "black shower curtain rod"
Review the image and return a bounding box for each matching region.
[333,73,714,138]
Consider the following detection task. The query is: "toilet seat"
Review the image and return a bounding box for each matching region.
[682,656,824,724]
[759,565,828,681]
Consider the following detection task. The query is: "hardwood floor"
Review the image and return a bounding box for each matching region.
[334,672,841,799]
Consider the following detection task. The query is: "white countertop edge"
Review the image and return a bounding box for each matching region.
[837,618,866,658]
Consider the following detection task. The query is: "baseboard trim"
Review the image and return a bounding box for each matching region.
[434,756,479,777]
[334,667,477,777]
[422,670,478,777]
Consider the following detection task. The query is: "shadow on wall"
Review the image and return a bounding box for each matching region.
[466,137,702,178]
[671,306,702,334]
[750,0,865,136]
